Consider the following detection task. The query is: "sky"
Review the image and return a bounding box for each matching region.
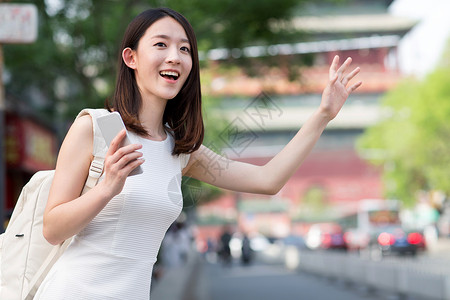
[389,0,450,77]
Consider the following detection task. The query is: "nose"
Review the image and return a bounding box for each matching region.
[165,46,181,64]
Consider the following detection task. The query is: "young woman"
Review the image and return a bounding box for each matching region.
[36,7,361,299]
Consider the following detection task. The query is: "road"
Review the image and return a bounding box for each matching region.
[197,256,405,300]
[153,239,450,300]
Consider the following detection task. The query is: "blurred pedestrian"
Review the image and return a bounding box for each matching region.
[204,237,217,262]
[219,226,233,266]
[35,6,361,299]
[241,233,253,265]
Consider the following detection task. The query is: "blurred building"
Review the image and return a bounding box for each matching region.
[194,0,420,244]
[3,95,57,222]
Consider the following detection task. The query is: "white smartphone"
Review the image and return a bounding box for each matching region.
[97,111,143,176]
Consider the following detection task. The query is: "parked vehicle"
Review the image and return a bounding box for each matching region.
[339,199,402,252]
[280,234,307,250]
[370,225,424,256]
[305,222,346,250]
[343,228,370,251]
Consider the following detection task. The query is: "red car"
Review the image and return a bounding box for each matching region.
[306,223,347,250]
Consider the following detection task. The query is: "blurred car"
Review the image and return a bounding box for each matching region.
[343,228,370,251]
[407,228,427,252]
[370,226,424,256]
[305,223,347,250]
[280,234,307,250]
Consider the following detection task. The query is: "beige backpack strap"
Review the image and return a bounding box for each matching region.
[76,108,110,194]
[83,156,104,193]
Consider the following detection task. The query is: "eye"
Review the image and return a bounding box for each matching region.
[154,42,166,47]
[180,46,190,53]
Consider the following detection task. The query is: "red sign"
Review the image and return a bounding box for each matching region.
[0,4,38,43]
[5,113,57,172]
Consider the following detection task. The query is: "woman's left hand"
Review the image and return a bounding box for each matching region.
[320,55,362,121]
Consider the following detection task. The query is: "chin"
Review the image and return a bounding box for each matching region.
[162,93,180,100]
[161,89,183,100]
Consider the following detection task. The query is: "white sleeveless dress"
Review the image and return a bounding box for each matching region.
[34,132,189,300]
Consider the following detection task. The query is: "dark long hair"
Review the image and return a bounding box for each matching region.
[106,7,204,155]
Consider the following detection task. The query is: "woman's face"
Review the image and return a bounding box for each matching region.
[127,17,193,101]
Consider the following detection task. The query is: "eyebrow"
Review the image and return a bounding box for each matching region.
[151,34,189,44]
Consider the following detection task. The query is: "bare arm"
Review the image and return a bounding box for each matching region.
[43,115,144,245]
[184,56,362,195]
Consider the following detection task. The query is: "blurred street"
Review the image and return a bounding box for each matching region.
[152,237,450,300]
[199,258,387,300]
[185,253,434,300]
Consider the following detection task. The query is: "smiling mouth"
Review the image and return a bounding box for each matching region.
[159,70,180,81]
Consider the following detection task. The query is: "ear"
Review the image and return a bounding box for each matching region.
[122,47,137,69]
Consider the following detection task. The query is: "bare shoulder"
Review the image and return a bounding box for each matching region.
[71,114,94,140]
[63,115,93,152]
[55,114,94,171]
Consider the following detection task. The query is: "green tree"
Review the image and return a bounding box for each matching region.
[163,0,302,49]
[4,0,306,124]
[357,45,450,206]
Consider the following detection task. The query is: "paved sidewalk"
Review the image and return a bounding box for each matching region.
[150,250,204,300]
[425,237,450,259]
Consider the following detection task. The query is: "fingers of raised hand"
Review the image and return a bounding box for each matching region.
[347,81,363,94]
[329,55,340,79]
[341,66,361,86]
[329,56,362,93]
[336,57,352,80]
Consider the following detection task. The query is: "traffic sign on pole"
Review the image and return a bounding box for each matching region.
[0,3,38,44]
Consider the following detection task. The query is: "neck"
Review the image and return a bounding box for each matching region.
[139,95,168,139]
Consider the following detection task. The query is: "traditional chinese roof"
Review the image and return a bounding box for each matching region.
[276,14,417,36]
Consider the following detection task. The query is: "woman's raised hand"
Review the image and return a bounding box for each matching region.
[101,130,144,198]
[319,55,362,121]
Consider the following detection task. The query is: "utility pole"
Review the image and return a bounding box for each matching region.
[0,3,38,231]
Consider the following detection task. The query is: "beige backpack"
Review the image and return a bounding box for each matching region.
[0,108,110,300]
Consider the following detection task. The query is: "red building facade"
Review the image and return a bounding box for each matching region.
[4,111,57,219]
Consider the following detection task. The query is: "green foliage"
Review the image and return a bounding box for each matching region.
[358,59,450,206]
[162,0,304,49]
[4,0,305,123]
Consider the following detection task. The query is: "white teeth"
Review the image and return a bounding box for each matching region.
[160,71,179,78]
